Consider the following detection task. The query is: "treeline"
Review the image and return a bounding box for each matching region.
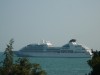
[87,51,100,75]
[0,39,47,75]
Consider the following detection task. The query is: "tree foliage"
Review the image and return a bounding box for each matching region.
[3,39,14,68]
[0,39,47,75]
[87,51,100,75]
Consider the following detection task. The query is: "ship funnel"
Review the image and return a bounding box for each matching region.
[69,39,76,42]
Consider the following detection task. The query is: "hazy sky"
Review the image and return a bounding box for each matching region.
[0,0,100,51]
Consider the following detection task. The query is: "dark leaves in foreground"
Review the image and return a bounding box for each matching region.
[87,51,100,75]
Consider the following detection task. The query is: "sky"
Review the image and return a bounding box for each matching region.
[0,0,100,51]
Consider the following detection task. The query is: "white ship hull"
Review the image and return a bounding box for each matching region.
[14,39,92,58]
[15,51,91,58]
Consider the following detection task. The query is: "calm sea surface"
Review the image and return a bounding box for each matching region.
[0,52,91,75]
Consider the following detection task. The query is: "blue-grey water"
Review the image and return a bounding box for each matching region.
[0,52,91,75]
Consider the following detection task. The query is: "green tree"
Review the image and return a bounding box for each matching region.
[87,51,100,75]
[0,39,14,75]
[3,39,14,68]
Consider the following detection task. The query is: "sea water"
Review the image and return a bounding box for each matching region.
[0,52,91,75]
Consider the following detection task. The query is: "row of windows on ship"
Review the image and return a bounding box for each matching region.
[20,48,85,53]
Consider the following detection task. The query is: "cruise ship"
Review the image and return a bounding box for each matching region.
[14,39,92,57]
